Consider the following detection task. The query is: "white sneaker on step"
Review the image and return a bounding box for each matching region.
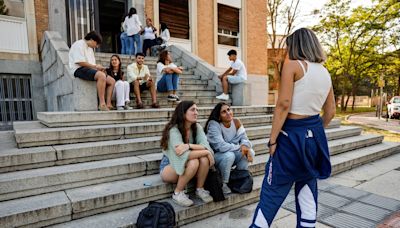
[216,93,229,101]
[172,191,193,207]
[196,188,213,203]
[222,183,232,194]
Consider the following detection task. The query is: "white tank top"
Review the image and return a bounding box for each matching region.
[289,60,332,115]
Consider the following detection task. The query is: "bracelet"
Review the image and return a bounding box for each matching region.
[267,141,277,147]
[187,143,191,150]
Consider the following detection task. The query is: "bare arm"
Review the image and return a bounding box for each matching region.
[321,87,336,128]
[220,67,232,77]
[76,62,105,71]
[228,69,238,75]
[268,60,296,154]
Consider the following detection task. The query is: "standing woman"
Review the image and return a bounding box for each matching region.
[106,55,132,110]
[123,8,142,55]
[250,28,336,228]
[156,50,183,101]
[142,18,157,56]
[159,101,214,207]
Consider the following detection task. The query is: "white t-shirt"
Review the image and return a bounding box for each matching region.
[156,62,177,84]
[230,59,247,80]
[160,29,170,47]
[68,39,96,74]
[143,27,156,40]
[123,14,142,36]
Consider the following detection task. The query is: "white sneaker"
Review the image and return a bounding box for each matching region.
[196,188,213,203]
[117,106,124,111]
[216,93,229,101]
[172,191,193,207]
[222,183,232,194]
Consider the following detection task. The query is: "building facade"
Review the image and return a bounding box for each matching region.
[0,0,268,129]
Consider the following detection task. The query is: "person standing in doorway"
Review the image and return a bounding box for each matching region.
[216,49,247,101]
[250,28,336,228]
[68,31,115,111]
[123,7,142,56]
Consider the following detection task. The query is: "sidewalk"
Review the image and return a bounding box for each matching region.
[347,112,400,134]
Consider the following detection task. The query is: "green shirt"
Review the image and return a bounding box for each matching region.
[163,123,213,175]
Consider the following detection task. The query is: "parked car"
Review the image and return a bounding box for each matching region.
[387,96,400,119]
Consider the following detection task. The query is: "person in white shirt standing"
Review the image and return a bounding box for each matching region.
[142,18,158,56]
[123,7,143,56]
[216,49,247,101]
[68,31,115,111]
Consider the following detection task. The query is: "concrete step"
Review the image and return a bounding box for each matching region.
[133,90,217,99]
[35,105,274,128]
[0,128,371,202]
[128,97,233,109]
[2,124,355,173]
[5,142,398,228]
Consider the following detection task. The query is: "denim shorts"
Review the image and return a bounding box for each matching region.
[227,76,245,84]
[74,67,98,81]
[159,155,170,175]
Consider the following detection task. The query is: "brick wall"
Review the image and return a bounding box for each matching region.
[34,0,49,46]
[197,0,215,65]
[245,0,268,75]
[145,0,154,21]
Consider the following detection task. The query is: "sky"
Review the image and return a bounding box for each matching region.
[279,0,374,33]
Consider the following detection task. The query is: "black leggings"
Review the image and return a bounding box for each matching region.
[142,39,157,56]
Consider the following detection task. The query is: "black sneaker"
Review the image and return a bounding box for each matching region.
[167,95,177,101]
[173,94,180,101]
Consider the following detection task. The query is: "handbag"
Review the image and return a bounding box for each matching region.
[228,169,253,193]
[204,166,225,202]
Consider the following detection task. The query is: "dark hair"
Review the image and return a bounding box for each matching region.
[227,49,237,56]
[285,28,326,63]
[84,31,102,44]
[108,54,123,78]
[204,102,229,133]
[160,101,198,150]
[158,50,169,64]
[128,7,137,18]
[160,22,168,32]
[135,52,145,58]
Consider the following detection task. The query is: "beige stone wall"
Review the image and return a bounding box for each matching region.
[34,0,48,47]
[145,0,154,21]
[245,0,268,75]
[197,0,215,65]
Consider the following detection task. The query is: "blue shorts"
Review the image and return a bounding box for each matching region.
[159,155,170,175]
[74,67,98,81]
[227,76,245,84]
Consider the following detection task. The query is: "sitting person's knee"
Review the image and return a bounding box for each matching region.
[95,71,106,81]
[199,156,210,166]
[186,159,200,170]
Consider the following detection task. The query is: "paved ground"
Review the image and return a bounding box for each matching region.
[183,152,400,228]
[347,112,400,134]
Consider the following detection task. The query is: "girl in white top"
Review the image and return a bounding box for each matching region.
[160,22,170,47]
[250,28,336,228]
[142,18,157,56]
[123,8,142,55]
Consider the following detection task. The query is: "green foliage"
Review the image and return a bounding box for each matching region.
[0,0,8,15]
[314,0,400,110]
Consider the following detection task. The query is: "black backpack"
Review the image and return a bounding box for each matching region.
[228,169,253,193]
[136,201,176,228]
[204,166,225,202]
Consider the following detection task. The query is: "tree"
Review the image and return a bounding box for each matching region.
[0,0,8,15]
[314,0,400,111]
[267,0,300,89]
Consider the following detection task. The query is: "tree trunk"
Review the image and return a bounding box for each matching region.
[340,86,346,112]
[351,86,357,111]
[344,91,351,111]
[397,75,400,95]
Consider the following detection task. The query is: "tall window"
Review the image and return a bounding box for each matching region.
[159,0,189,39]
[218,4,239,46]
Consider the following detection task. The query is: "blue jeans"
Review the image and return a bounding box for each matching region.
[214,150,249,183]
[157,73,179,92]
[127,33,141,55]
[120,32,128,54]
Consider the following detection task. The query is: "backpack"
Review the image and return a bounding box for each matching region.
[136,201,176,228]
[204,166,225,202]
[228,169,253,193]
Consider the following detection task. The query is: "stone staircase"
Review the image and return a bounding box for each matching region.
[94,53,230,108]
[1,105,400,227]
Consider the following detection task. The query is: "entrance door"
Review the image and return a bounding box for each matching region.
[67,0,95,45]
[96,0,127,53]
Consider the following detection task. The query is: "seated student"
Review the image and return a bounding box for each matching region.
[156,50,183,101]
[151,22,170,57]
[159,101,214,207]
[126,53,159,109]
[216,49,247,101]
[106,55,132,110]
[69,31,115,111]
[205,102,255,194]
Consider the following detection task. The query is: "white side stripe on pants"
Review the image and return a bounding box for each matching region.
[254,208,269,228]
[298,185,316,227]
